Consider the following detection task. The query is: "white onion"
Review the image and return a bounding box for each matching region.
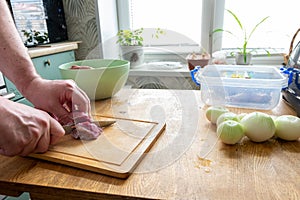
[216,112,239,126]
[205,106,229,124]
[240,112,275,142]
[275,115,300,141]
[217,120,245,145]
[237,113,247,121]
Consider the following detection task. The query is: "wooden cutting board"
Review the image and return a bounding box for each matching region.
[30,115,166,179]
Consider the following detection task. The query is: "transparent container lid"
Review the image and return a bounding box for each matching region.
[198,65,288,89]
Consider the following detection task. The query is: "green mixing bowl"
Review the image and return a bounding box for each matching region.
[59,59,130,100]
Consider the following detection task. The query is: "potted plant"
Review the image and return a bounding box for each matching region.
[22,29,49,47]
[213,9,270,65]
[117,28,165,68]
[117,28,144,68]
[186,48,211,70]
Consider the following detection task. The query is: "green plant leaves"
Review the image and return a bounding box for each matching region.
[117,28,164,46]
[248,16,270,42]
[21,29,48,45]
[226,9,243,30]
[212,9,270,57]
[117,28,144,46]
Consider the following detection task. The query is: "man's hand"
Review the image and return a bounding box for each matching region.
[22,78,92,125]
[0,98,64,156]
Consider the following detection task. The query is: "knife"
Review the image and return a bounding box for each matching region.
[63,120,116,134]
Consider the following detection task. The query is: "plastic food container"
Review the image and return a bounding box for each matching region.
[191,65,288,110]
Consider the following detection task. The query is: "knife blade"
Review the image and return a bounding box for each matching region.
[63,120,116,134]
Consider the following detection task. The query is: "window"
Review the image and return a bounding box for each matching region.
[9,0,48,44]
[216,0,300,54]
[129,0,202,46]
[117,0,225,54]
[117,0,298,63]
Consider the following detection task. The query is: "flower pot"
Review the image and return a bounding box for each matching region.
[120,46,144,68]
[235,53,252,65]
[186,53,211,70]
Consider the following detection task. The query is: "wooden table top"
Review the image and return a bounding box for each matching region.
[27,41,80,58]
[0,89,299,200]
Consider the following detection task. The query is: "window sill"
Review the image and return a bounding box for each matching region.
[142,45,199,63]
[129,62,191,77]
[225,54,285,66]
[142,46,285,66]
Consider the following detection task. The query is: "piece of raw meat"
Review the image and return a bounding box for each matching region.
[70,65,94,69]
[69,112,103,140]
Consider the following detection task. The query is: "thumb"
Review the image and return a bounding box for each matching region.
[49,117,65,145]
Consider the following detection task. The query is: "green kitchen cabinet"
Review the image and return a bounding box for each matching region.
[4,50,75,104]
[32,50,75,80]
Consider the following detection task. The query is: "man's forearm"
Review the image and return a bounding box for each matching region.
[0,1,40,94]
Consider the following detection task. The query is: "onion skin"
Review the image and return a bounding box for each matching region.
[237,113,247,121]
[241,112,275,142]
[216,112,239,126]
[217,120,245,145]
[275,115,300,141]
[205,106,229,124]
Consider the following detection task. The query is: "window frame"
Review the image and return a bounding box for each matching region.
[116,0,224,53]
[115,0,284,65]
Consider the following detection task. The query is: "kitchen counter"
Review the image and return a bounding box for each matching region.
[0,89,299,200]
[27,41,80,58]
